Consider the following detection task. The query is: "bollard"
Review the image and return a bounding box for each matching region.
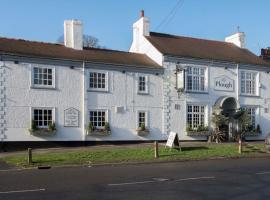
[154,141,159,158]
[28,148,32,164]
[238,139,242,154]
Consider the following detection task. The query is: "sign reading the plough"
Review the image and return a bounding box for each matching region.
[64,107,79,127]
[214,75,234,92]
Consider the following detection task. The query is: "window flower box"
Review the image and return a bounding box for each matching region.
[187,131,211,136]
[87,129,111,136]
[136,129,150,136]
[29,120,56,136]
[29,129,56,136]
[244,131,261,137]
[186,125,210,136]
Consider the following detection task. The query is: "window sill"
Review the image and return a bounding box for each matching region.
[185,91,208,94]
[240,94,260,98]
[30,86,56,90]
[87,89,109,93]
[137,92,149,95]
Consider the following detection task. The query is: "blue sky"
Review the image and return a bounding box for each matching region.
[0,0,269,54]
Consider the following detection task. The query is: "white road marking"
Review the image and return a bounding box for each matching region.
[108,176,214,186]
[0,168,36,172]
[0,188,45,194]
[256,171,270,175]
[108,180,156,186]
[174,176,216,182]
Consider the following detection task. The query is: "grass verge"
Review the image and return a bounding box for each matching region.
[1,143,268,168]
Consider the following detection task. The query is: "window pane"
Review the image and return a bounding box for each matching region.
[89,72,106,90]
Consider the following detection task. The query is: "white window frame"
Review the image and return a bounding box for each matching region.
[186,104,207,130]
[240,70,259,96]
[89,109,108,129]
[88,70,109,92]
[31,107,55,129]
[31,65,55,89]
[136,110,148,128]
[137,74,149,94]
[185,65,208,93]
[242,106,258,130]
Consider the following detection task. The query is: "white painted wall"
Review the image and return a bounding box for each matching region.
[163,58,270,140]
[3,61,84,141]
[1,61,164,141]
[85,69,164,141]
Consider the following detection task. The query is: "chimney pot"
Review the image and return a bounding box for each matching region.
[140,10,144,18]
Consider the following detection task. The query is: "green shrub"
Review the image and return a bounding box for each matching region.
[48,121,56,131]
[104,122,110,131]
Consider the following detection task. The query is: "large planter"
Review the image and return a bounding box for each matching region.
[187,131,211,136]
[29,129,56,136]
[244,132,261,137]
[87,130,111,136]
[136,129,150,136]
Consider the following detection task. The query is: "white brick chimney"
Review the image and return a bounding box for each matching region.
[225,32,245,48]
[130,10,150,52]
[64,19,83,50]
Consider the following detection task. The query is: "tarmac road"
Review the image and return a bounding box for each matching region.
[1,157,270,200]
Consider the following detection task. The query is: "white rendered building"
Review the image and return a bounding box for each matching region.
[0,13,270,142]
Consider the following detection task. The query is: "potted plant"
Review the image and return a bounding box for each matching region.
[29,120,57,136]
[186,124,210,136]
[136,123,150,136]
[87,121,111,136]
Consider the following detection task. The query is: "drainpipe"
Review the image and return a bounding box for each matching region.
[236,64,239,103]
[82,61,87,141]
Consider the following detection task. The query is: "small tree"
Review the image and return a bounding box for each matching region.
[211,113,229,143]
[234,110,251,153]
